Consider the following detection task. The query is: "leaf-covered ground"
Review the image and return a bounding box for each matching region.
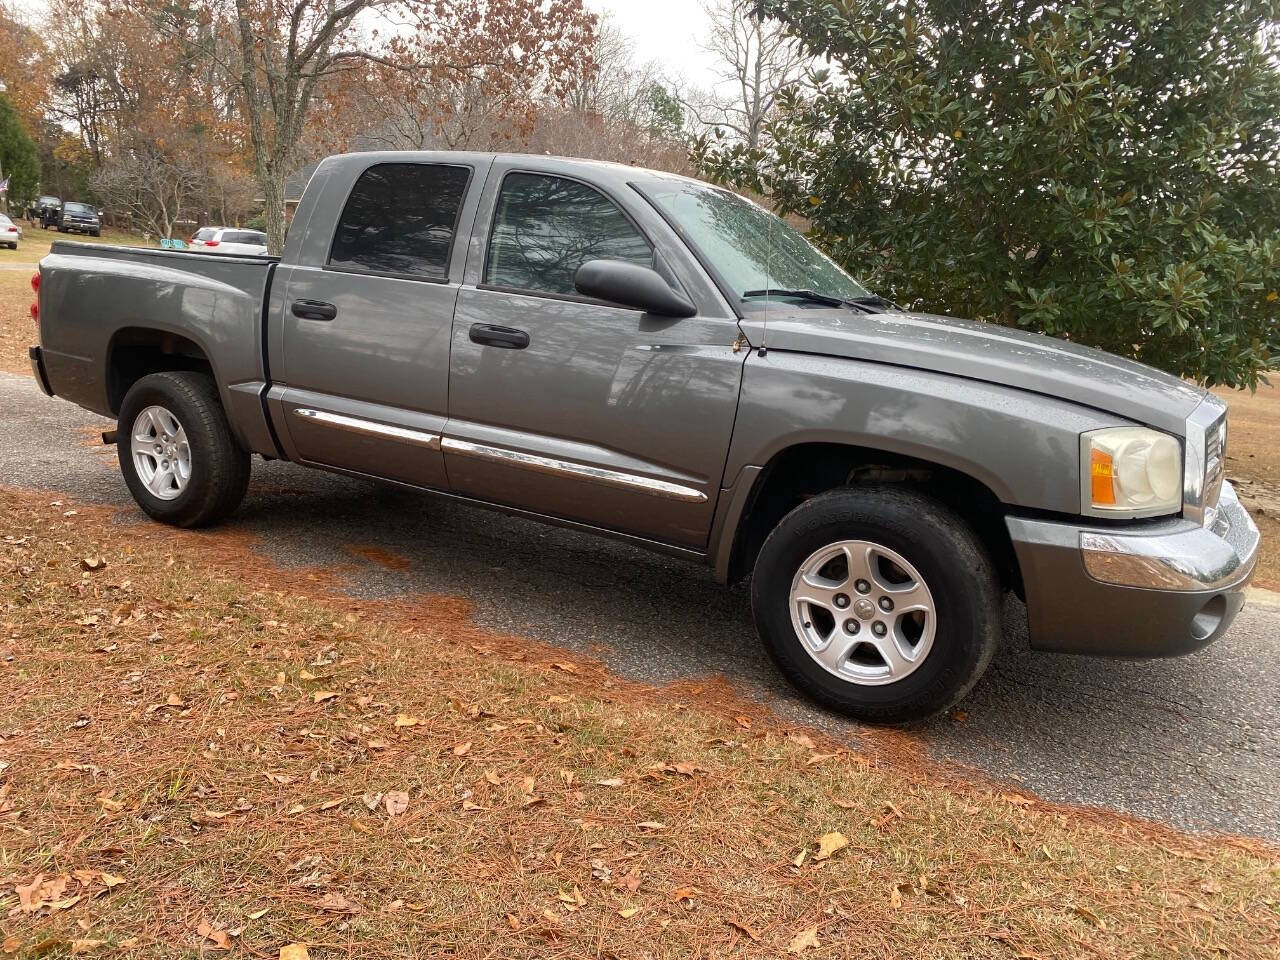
[1,488,1277,958]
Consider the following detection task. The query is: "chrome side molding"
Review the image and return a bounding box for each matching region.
[440,437,708,503]
[292,408,441,450]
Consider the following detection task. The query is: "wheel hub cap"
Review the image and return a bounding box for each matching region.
[130,405,191,501]
[788,539,937,686]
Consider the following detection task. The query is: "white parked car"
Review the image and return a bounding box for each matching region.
[190,227,269,256]
[0,214,22,249]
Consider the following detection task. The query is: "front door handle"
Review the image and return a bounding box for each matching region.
[469,323,529,349]
[292,299,337,321]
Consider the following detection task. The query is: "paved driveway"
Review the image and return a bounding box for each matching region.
[4,371,1278,841]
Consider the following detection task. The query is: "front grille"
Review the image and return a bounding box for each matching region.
[1203,414,1227,520]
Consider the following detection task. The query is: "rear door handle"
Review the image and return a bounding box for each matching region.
[292,299,337,322]
[469,323,529,349]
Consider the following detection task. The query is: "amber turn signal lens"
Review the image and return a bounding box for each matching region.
[1090,448,1116,505]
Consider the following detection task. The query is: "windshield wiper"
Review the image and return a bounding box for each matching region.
[742,288,849,308]
[741,289,892,312]
[844,294,896,310]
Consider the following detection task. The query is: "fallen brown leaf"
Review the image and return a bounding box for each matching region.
[196,918,231,950]
[384,790,409,816]
[787,925,820,953]
[726,918,761,941]
[813,831,848,861]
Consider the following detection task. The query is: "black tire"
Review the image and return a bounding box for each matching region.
[751,486,1000,723]
[91,230,100,238]
[117,372,250,527]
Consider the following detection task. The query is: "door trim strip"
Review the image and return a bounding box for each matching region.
[440,437,708,503]
[292,408,441,450]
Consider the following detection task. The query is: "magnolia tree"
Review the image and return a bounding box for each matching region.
[698,0,1280,387]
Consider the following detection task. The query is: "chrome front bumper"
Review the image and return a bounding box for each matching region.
[1006,482,1260,657]
[1079,482,1259,592]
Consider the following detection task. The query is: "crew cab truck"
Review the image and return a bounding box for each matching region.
[28,151,1261,721]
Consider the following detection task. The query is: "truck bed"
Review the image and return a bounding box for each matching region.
[36,240,278,452]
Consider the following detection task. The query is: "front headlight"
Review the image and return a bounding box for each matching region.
[1081,427,1182,518]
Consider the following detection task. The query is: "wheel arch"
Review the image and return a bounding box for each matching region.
[106,325,221,416]
[716,441,1022,596]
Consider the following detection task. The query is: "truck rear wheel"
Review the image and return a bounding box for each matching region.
[751,486,1000,723]
[117,372,250,527]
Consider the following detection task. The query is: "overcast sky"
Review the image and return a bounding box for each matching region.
[586,0,721,89]
[11,0,722,89]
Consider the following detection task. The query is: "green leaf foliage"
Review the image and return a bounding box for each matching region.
[697,1,1280,388]
[0,93,39,212]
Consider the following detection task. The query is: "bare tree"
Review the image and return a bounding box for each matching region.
[687,0,809,149]
[126,0,595,254]
[92,151,205,238]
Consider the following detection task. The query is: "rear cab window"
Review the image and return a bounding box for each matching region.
[483,172,653,298]
[194,228,218,242]
[328,163,472,280]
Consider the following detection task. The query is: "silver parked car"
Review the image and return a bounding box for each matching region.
[0,213,21,248]
[190,227,269,256]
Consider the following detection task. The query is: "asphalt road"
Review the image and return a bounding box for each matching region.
[4,370,1278,842]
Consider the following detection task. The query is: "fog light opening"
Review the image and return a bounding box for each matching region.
[1190,594,1227,643]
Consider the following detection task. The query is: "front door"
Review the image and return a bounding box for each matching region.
[444,164,745,549]
[273,159,481,488]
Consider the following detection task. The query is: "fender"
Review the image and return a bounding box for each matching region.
[708,350,1130,579]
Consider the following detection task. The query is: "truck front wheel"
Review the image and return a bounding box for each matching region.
[751,486,1000,723]
[117,372,250,527]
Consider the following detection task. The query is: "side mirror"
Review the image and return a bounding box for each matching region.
[574,259,697,318]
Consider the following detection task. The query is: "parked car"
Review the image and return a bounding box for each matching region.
[33,196,60,228]
[27,151,1260,721]
[55,201,101,236]
[190,227,269,256]
[0,213,21,248]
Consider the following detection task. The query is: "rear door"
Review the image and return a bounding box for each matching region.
[442,162,745,549]
[271,159,482,488]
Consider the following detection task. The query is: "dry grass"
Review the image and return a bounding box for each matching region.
[0,272,37,375]
[1,487,1277,959]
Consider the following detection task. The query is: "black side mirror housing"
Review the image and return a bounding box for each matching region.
[574,259,697,318]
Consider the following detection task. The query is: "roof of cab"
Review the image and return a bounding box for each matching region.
[321,150,708,192]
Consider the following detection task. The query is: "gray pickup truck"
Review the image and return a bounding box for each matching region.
[28,151,1260,721]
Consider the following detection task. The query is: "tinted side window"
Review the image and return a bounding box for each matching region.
[330,163,470,279]
[227,231,266,244]
[194,228,217,241]
[485,173,652,296]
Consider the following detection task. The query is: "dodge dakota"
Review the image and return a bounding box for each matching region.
[28,151,1260,721]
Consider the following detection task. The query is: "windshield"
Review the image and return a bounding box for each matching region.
[65,203,94,215]
[638,178,871,304]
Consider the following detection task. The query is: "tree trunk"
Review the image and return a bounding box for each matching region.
[260,165,288,257]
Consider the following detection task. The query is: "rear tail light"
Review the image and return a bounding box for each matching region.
[30,271,39,294]
[30,302,38,323]
[30,272,39,324]
[5,226,15,232]
[204,240,220,247]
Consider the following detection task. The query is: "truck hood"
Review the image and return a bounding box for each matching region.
[739,308,1205,435]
